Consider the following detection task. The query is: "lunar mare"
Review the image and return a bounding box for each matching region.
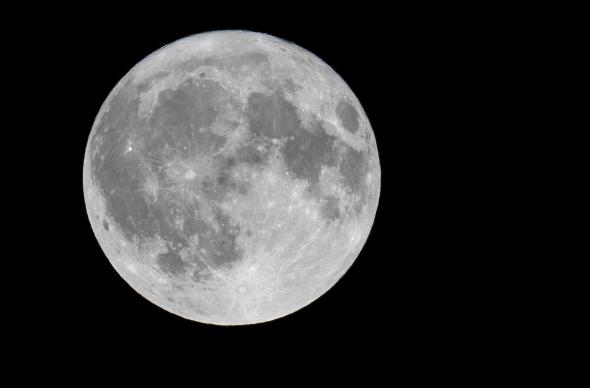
[83,30,380,325]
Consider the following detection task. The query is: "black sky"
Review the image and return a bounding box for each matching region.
[12,4,515,372]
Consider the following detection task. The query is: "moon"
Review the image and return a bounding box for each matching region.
[83,30,380,325]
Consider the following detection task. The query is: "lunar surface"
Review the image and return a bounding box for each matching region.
[83,31,380,325]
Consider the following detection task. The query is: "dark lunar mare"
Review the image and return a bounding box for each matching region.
[336,99,360,134]
[91,80,159,242]
[245,89,337,181]
[247,92,299,139]
[243,86,372,220]
[282,119,339,185]
[339,145,370,215]
[245,89,372,221]
[90,77,246,277]
[144,78,229,160]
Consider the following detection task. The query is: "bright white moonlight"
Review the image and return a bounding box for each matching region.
[83,30,380,325]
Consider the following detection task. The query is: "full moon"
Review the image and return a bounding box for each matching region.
[83,31,380,325]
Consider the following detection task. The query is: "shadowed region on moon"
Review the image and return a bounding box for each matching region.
[83,30,380,325]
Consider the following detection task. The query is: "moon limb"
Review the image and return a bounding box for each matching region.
[83,30,380,325]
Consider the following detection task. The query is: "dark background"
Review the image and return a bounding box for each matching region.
[13,4,528,372]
